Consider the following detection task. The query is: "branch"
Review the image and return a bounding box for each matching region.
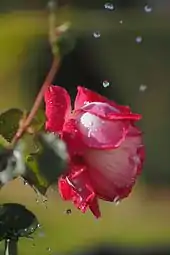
[11,57,60,147]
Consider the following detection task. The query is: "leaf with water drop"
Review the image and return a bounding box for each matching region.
[0,203,39,240]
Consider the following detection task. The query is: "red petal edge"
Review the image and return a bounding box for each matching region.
[44,85,71,133]
[74,86,131,114]
[58,167,101,218]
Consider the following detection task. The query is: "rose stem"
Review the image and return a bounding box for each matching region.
[11,57,60,147]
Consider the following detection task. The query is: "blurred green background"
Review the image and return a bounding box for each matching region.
[0,0,170,254]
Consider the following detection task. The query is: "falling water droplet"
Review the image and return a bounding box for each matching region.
[65,209,72,215]
[135,36,143,44]
[139,84,147,92]
[104,2,114,10]
[46,247,51,252]
[102,80,110,88]
[93,32,101,38]
[114,196,120,206]
[144,5,152,13]
[23,180,28,185]
[38,231,45,238]
[119,20,123,24]
[115,200,120,206]
[35,198,39,203]
[42,197,48,209]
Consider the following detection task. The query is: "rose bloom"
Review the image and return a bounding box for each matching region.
[44,85,145,218]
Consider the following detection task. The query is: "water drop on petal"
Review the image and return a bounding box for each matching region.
[102,80,110,88]
[136,36,143,44]
[144,5,152,13]
[93,32,101,38]
[104,2,114,10]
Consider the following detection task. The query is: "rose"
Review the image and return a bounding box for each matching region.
[44,86,145,218]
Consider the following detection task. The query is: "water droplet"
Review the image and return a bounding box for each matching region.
[35,198,39,203]
[135,36,143,44]
[48,0,56,10]
[38,231,45,238]
[104,2,114,10]
[65,209,72,215]
[93,32,101,38]
[115,200,120,206]
[32,243,36,248]
[144,5,152,13]
[114,196,120,205]
[23,180,28,185]
[139,84,147,92]
[102,80,110,88]
[119,20,123,24]
[37,223,41,228]
[46,247,51,252]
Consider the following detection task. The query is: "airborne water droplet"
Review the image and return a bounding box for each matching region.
[46,247,51,252]
[104,2,114,10]
[114,196,120,206]
[144,5,152,13]
[135,36,143,44]
[93,31,101,38]
[102,80,110,88]
[65,209,72,215]
[23,180,28,185]
[119,20,123,24]
[38,231,45,238]
[139,84,147,92]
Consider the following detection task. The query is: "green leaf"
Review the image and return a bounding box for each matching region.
[30,108,46,133]
[0,135,10,148]
[23,132,68,195]
[0,108,23,142]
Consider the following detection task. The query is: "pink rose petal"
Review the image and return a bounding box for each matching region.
[84,124,143,201]
[78,102,141,121]
[75,111,129,149]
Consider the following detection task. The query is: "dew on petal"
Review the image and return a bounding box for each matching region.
[104,2,114,10]
[139,84,147,92]
[144,5,152,13]
[102,80,110,88]
[136,36,143,44]
[93,32,101,38]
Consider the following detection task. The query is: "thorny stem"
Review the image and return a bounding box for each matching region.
[11,57,60,147]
